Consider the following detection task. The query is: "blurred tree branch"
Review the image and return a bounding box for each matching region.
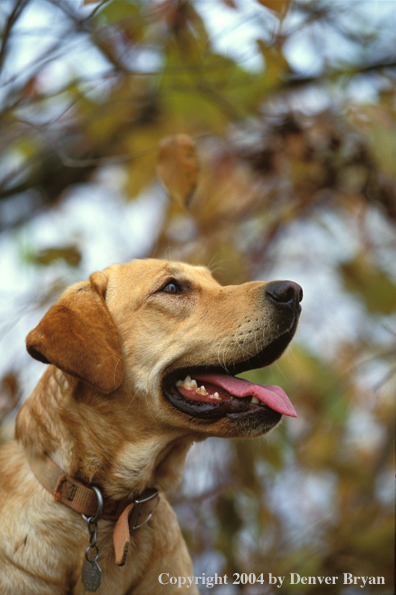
[0,0,29,72]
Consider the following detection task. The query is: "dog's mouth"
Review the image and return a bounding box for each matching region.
[162,324,298,423]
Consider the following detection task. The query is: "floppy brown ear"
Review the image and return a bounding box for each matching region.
[26,271,124,394]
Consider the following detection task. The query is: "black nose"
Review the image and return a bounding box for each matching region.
[266,280,303,309]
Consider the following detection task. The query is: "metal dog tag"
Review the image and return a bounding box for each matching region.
[82,560,102,592]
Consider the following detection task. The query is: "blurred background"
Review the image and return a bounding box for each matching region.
[0,0,395,593]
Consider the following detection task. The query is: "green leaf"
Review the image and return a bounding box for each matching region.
[27,245,82,267]
[215,491,243,540]
[93,0,141,28]
[340,255,396,315]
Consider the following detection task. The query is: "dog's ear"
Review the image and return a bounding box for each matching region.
[26,271,124,394]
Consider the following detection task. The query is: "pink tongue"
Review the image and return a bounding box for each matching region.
[194,374,297,418]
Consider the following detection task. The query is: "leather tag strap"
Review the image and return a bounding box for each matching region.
[113,488,159,566]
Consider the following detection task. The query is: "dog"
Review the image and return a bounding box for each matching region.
[0,259,302,595]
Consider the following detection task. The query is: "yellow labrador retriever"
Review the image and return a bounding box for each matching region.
[0,259,302,595]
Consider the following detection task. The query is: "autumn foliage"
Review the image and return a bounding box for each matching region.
[0,1,395,592]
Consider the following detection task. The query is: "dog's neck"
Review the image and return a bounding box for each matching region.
[16,366,196,499]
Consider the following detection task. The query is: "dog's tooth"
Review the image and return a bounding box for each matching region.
[181,376,189,387]
[251,396,259,404]
[212,392,221,400]
[180,375,198,390]
[196,385,208,395]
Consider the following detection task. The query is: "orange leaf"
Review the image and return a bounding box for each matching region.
[257,0,290,16]
[22,75,40,99]
[220,0,238,8]
[157,134,198,207]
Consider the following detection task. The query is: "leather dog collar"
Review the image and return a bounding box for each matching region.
[28,453,159,566]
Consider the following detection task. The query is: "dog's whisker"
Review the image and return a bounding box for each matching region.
[113,356,124,390]
[215,335,229,373]
[123,391,137,415]
[206,252,230,275]
[143,392,156,422]
[234,333,255,360]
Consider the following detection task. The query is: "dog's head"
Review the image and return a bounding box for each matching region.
[26,259,302,440]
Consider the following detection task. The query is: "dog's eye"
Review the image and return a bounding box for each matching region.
[162,281,181,295]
